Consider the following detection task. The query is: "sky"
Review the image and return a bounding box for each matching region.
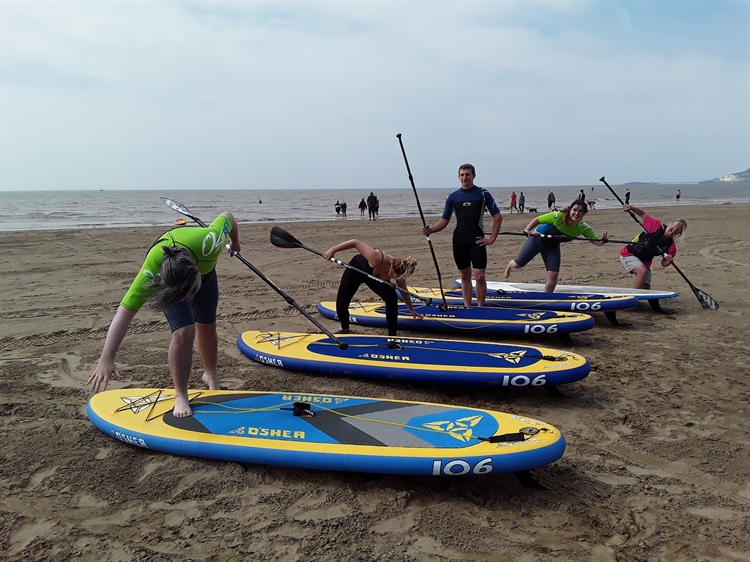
[2,1,748,191]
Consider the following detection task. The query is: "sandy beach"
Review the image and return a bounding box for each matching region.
[1,202,748,561]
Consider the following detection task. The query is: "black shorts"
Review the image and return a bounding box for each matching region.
[163,269,219,332]
[452,229,487,270]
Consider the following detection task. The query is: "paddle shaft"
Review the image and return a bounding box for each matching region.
[396,133,448,307]
[163,200,350,348]
[495,231,639,245]
[599,177,717,309]
[277,233,432,305]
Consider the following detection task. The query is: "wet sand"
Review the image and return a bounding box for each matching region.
[1,203,748,561]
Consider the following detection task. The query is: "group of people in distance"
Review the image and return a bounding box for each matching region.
[88,163,687,417]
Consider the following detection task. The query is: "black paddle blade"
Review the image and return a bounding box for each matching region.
[693,287,719,310]
[270,226,303,249]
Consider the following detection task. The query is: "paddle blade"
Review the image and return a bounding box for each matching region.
[693,286,719,310]
[270,226,304,249]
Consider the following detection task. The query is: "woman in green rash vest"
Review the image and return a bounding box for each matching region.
[503,200,609,292]
[87,213,241,418]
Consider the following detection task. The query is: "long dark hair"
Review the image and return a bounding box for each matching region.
[146,246,201,311]
[562,200,588,226]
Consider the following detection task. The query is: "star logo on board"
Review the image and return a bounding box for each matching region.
[259,333,299,347]
[423,415,483,442]
[120,394,173,414]
[489,350,527,364]
[229,426,246,435]
[519,312,546,320]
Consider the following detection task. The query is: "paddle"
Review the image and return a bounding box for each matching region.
[160,198,350,349]
[396,133,449,308]
[494,231,643,245]
[269,226,433,306]
[598,177,718,310]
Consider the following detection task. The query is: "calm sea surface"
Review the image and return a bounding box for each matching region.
[1,182,748,231]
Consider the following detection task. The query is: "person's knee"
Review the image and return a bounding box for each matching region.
[547,271,559,281]
[473,269,487,282]
[172,324,196,346]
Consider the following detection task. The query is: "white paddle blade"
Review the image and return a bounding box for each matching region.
[162,198,190,215]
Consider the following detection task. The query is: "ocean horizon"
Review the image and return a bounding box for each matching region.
[1,181,748,232]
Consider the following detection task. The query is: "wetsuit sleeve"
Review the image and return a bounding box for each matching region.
[441,192,457,220]
[483,190,501,216]
[577,222,597,239]
[120,245,166,313]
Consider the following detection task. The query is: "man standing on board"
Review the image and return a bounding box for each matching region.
[87,212,241,418]
[421,164,502,306]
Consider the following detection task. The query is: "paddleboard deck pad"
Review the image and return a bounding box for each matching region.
[405,286,639,313]
[317,301,595,336]
[457,280,679,301]
[88,389,566,475]
[237,331,590,386]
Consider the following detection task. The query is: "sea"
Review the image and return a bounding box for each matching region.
[1,182,748,231]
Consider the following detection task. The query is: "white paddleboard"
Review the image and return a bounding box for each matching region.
[456,280,678,301]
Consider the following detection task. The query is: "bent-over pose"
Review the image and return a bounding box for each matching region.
[88,213,240,417]
[619,205,686,289]
[323,240,423,336]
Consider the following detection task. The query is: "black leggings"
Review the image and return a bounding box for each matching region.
[336,254,398,336]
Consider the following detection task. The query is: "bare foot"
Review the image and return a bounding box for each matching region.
[173,395,193,418]
[202,372,220,390]
[334,328,352,334]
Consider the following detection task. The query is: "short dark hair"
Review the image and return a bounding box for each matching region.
[458,164,476,175]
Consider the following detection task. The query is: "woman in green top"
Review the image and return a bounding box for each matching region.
[87,213,240,418]
[503,201,609,292]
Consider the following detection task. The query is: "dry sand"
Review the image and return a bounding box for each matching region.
[1,203,748,561]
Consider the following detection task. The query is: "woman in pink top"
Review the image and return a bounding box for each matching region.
[619,205,687,289]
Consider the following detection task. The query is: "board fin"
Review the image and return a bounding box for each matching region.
[513,470,548,490]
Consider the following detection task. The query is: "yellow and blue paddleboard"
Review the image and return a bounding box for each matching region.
[87,389,566,476]
[237,331,590,387]
[317,301,595,336]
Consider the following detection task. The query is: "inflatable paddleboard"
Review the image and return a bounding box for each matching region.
[456,280,679,301]
[317,302,595,336]
[237,331,589,387]
[88,389,566,476]
[404,286,639,313]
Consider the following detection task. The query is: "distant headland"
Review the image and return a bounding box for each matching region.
[624,168,750,185]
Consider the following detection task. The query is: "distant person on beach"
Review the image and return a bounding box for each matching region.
[587,200,596,210]
[625,189,631,205]
[322,239,423,339]
[335,201,341,215]
[340,200,347,217]
[504,200,609,292]
[579,189,586,201]
[676,190,681,201]
[358,198,367,216]
[619,205,686,290]
[367,192,378,221]
[421,163,503,306]
[518,192,526,213]
[88,212,241,418]
[547,191,556,210]
[510,191,518,213]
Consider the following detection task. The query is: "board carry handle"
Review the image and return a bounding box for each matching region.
[161,198,350,349]
[598,178,718,310]
[269,226,433,306]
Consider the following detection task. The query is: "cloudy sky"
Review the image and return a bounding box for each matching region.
[2,1,748,191]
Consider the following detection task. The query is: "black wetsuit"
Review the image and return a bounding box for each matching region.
[336,253,399,336]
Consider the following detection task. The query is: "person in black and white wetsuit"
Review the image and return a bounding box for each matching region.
[421,164,502,306]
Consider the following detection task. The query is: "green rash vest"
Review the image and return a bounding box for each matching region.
[535,211,596,240]
[120,215,233,313]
